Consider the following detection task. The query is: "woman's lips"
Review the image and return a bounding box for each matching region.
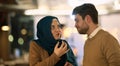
[56,33,61,37]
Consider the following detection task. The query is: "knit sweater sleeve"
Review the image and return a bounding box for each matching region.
[101,33,120,66]
[29,41,60,66]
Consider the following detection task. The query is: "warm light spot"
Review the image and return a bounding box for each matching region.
[1,26,10,31]
[21,29,27,35]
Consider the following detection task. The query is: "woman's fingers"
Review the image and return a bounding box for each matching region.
[55,42,59,49]
[54,41,69,57]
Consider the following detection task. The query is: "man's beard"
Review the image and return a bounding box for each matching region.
[78,26,89,34]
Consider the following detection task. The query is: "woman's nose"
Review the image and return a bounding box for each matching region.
[56,28,61,32]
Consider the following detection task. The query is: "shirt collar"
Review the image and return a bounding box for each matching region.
[88,26,101,38]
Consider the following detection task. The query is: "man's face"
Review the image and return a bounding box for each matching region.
[74,14,89,34]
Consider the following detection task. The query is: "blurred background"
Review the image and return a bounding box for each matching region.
[0,0,120,66]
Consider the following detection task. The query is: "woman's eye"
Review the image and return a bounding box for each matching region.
[58,25,61,28]
[51,26,55,30]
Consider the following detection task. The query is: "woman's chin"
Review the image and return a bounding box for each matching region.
[55,37,61,40]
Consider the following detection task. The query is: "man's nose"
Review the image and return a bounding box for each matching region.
[75,23,77,28]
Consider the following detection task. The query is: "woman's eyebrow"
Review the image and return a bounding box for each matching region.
[51,25,55,28]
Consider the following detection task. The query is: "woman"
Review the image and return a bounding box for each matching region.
[29,16,77,66]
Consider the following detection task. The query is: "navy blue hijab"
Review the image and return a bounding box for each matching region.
[34,16,77,66]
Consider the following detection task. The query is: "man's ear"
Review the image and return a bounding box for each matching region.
[85,15,92,23]
[85,15,90,22]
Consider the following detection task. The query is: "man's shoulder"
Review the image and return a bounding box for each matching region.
[98,29,111,36]
[99,29,118,42]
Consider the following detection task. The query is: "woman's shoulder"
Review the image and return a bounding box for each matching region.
[30,40,42,49]
[30,40,37,46]
[29,40,47,51]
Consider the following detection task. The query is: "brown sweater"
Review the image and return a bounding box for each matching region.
[29,41,60,66]
[83,30,120,66]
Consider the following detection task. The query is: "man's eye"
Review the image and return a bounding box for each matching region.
[76,20,79,23]
[75,19,78,22]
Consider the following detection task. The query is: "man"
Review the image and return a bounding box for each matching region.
[72,3,120,66]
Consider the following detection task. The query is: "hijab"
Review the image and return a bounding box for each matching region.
[34,16,77,66]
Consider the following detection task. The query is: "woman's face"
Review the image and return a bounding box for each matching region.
[51,19,62,40]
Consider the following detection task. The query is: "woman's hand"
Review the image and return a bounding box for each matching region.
[64,62,73,66]
[54,41,69,57]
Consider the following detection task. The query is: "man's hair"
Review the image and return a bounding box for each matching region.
[72,3,98,24]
